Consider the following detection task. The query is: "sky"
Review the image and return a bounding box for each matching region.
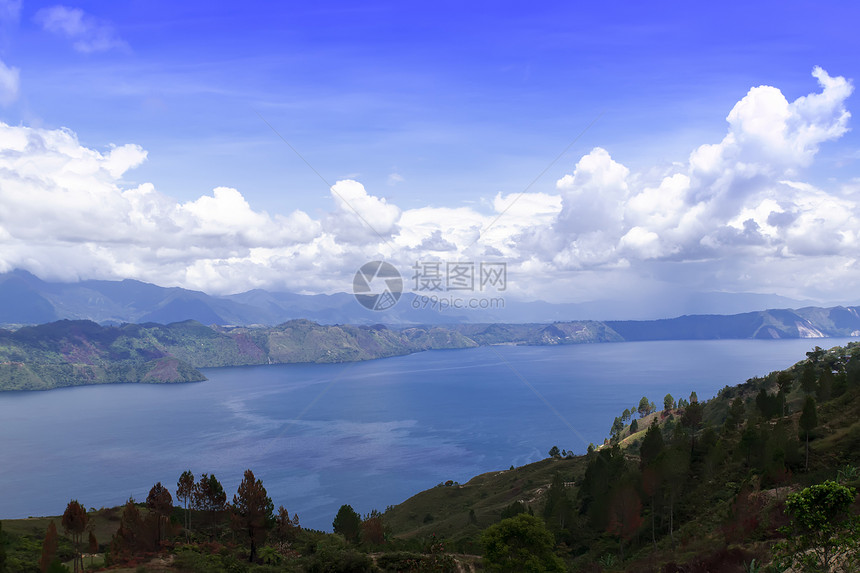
[1,1,860,306]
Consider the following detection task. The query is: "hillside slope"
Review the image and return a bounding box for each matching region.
[384,341,860,571]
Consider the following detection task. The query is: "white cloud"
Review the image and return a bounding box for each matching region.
[35,5,127,53]
[0,58,19,105]
[325,179,400,244]
[2,67,859,304]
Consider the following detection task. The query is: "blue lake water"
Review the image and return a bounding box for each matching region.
[0,338,852,530]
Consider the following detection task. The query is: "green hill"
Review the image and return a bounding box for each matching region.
[383,342,860,571]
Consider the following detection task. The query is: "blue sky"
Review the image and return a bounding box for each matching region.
[1,1,860,306]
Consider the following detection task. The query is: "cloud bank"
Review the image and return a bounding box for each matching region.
[0,68,856,303]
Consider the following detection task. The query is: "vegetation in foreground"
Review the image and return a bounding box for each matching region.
[3,343,860,571]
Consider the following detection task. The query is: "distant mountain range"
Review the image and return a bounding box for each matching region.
[0,269,834,326]
[3,305,860,391]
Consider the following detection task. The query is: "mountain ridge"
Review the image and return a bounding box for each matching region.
[0,269,831,326]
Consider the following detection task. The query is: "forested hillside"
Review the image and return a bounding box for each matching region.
[385,342,860,572]
[0,319,477,391]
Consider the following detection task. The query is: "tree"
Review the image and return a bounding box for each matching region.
[62,500,88,573]
[548,445,560,458]
[231,469,274,562]
[607,482,643,561]
[681,401,703,432]
[87,531,97,568]
[800,362,818,394]
[639,421,664,552]
[799,396,818,472]
[806,346,825,364]
[724,396,745,431]
[610,417,624,442]
[776,370,794,395]
[109,498,146,561]
[193,473,227,540]
[146,482,173,545]
[621,408,631,423]
[629,418,639,433]
[361,510,386,546]
[639,421,664,469]
[817,368,834,402]
[689,391,698,404]
[39,521,59,573]
[663,393,675,411]
[542,472,573,535]
[755,388,780,419]
[775,481,859,572]
[176,470,194,537]
[638,396,651,418]
[481,513,565,572]
[275,506,301,544]
[332,504,362,544]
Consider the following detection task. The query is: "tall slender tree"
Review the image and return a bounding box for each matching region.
[194,473,227,540]
[231,469,274,562]
[87,531,98,568]
[799,396,818,472]
[176,470,195,538]
[39,521,59,573]
[146,482,173,545]
[61,500,88,573]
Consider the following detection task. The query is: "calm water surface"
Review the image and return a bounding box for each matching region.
[0,338,851,530]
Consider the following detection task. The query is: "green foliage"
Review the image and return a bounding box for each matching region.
[681,400,703,430]
[663,393,675,411]
[775,480,860,572]
[799,396,819,436]
[629,418,639,433]
[305,535,374,573]
[480,513,565,573]
[640,420,664,469]
[801,362,818,394]
[332,505,362,544]
[0,521,5,573]
[638,396,652,418]
[548,445,560,458]
[754,388,781,419]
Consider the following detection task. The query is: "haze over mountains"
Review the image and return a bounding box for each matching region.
[0,269,828,326]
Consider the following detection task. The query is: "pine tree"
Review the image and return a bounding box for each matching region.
[332,505,362,544]
[61,500,88,573]
[87,531,98,568]
[232,469,274,562]
[39,521,58,573]
[146,482,173,545]
[176,470,195,537]
[799,396,818,472]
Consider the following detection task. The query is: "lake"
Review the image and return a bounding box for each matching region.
[0,338,851,530]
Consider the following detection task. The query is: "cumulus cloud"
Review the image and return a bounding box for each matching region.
[325,179,401,244]
[0,58,19,105]
[0,121,322,291]
[526,66,857,300]
[35,5,127,53]
[2,67,859,303]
